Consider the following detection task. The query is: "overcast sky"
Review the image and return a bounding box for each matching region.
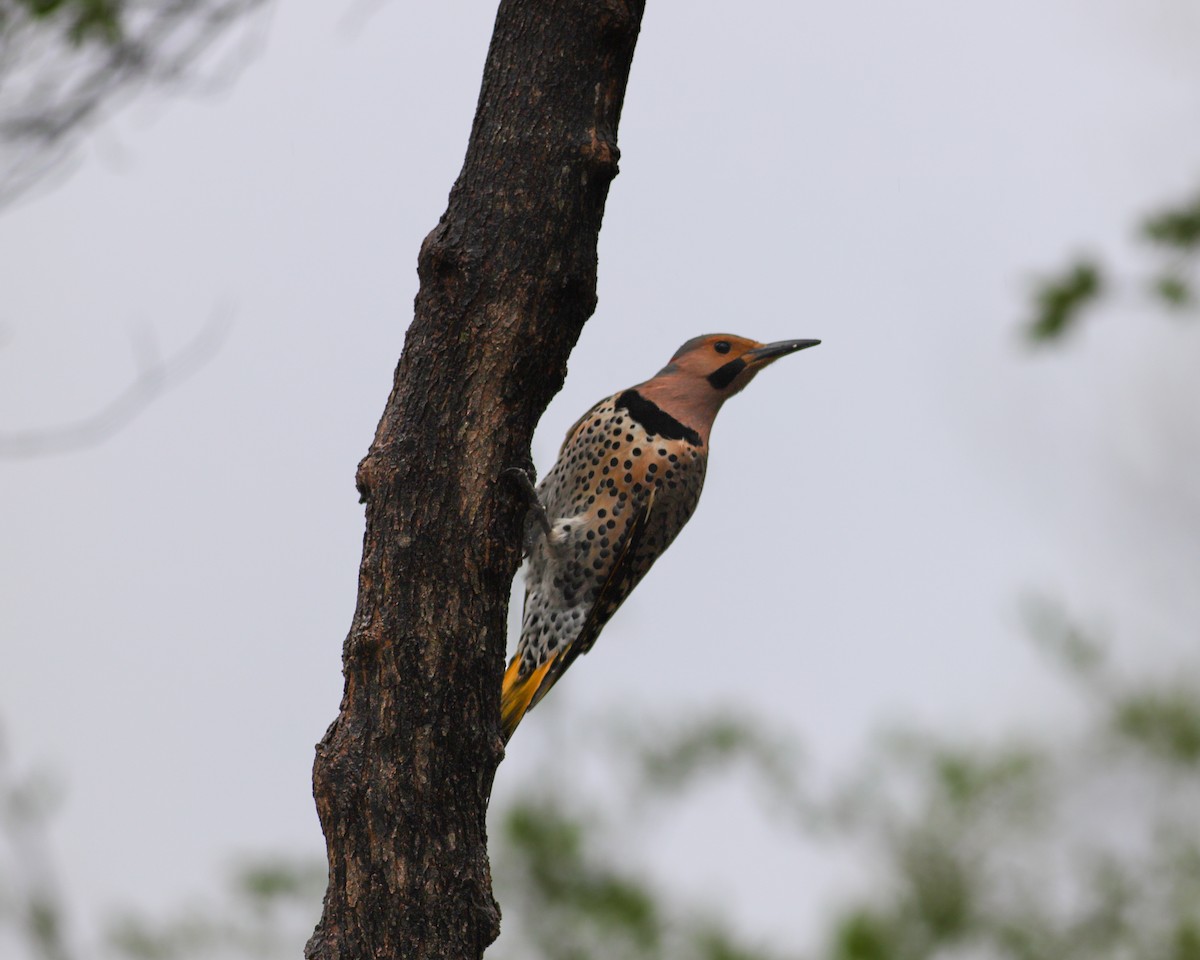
[2,0,1199,954]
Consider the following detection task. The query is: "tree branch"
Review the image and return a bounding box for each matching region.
[305,2,645,958]
[0,311,230,458]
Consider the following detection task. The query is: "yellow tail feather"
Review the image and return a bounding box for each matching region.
[500,652,559,742]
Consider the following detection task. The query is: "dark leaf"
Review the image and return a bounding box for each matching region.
[1026,261,1103,343]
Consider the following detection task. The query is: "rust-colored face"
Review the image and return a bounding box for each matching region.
[666,334,820,393]
[636,333,819,445]
[669,333,763,373]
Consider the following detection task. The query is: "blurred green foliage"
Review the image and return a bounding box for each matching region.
[1026,186,1200,342]
[0,726,325,960]
[1113,687,1200,766]
[1143,193,1200,251]
[539,601,1200,960]
[486,602,1200,960]
[105,858,326,960]
[7,0,122,46]
[492,713,799,960]
[1027,261,1103,343]
[0,731,70,960]
[499,799,665,959]
[3,615,1198,960]
[0,0,268,206]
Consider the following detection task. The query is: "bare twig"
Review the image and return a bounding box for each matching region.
[0,310,231,458]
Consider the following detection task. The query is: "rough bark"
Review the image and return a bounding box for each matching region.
[305,2,645,959]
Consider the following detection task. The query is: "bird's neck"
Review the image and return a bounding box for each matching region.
[632,374,724,446]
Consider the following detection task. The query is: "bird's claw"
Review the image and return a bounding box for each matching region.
[503,466,552,551]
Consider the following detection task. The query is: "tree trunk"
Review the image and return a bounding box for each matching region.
[304,2,645,958]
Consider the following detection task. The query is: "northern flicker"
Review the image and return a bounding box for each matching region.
[501,333,820,741]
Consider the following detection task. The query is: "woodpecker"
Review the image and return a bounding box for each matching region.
[501,333,820,741]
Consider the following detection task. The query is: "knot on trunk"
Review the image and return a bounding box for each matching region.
[580,128,620,181]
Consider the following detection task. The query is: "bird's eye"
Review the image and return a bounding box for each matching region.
[714,340,731,354]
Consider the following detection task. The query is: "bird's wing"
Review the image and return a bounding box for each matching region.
[525,486,658,712]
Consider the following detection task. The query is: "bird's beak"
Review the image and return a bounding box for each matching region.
[743,339,821,367]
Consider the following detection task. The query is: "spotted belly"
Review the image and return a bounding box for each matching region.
[515,393,707,676]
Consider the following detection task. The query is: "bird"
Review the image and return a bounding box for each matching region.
[501,333,820,741]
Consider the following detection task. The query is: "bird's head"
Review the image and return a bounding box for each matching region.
[663,334,820,394]
[635,334,820,443]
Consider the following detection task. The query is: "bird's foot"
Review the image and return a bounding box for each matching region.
[502,466,552,553]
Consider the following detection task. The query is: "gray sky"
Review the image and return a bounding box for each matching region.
[2,0,1199,953]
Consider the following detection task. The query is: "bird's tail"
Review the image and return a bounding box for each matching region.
[500,652,559,742]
